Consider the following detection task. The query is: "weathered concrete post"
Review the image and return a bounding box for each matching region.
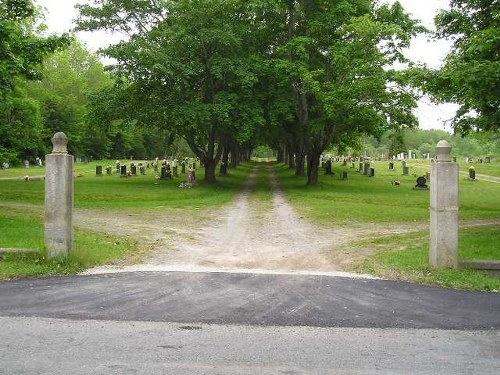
[430,140,459,267]
[45,132,74,258]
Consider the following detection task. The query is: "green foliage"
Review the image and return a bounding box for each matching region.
[0,0,70,97]
[428,0,500,133]
[362,127,500,159]
[0,0,70,164]
[25,40,113,157]
[77,0,266,181]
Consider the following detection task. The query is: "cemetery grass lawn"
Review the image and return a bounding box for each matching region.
[275,161,500,224]
[0,161,253,279]
[350,225,500,292]
[0,160,253,209]
[0,214,139,280]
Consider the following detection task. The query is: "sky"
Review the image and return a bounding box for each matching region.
[35,0,458,131]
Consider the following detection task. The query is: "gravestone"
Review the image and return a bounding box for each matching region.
[181,160,186,174]
[120,165,127,177]
[369,167,375,177]
[106,166,112,175]
[363,162,370,175]
[403,166,409,176]
[430,140,458,268]
[139,164,146,175]
[469,166,476,181]
[161,165,168,179]
[359,163,363,173]
[485,157,491,163]
[96,165,103,176]
[130,163,137,175]
[414,176,429,190]
[115,161,120,172]
[45,132,73,258]
[425,171,431,183]
[325,159,333,175]
[342,171,348,180]
[389,162,394,170]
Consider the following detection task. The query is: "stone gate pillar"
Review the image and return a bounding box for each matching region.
[430,140,459,267]
[45,132,74,258]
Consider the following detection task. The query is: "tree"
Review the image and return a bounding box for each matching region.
[76,0,265,182]
[0,0,69,97]
[0,0,69,163]
[278,1,423,184]
[23,40,113,157]
[429,0,499,133]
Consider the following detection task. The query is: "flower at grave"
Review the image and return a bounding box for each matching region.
[392,179,401,186]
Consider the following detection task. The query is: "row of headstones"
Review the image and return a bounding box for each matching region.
[95,163,148,177]
[96,161,197,179]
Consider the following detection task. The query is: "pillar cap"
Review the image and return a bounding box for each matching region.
[436,140,452,162]
[51,132,68,154]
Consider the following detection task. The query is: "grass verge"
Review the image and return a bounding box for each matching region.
[0,214,138,280]
[349,225,500,291]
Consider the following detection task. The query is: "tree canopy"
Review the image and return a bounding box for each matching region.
[0,0,69,96]
[0,0,70,162]
[427,0,499,133]
[75,0,424,183]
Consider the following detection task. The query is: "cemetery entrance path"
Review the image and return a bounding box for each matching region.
[77,163,437,276]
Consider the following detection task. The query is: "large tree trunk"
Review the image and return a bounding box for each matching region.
[204,158,218,183]
[288,148,295,169]
[276,146,284,163]
[295,151,306,177]
[307,151,321,185]
[230,145,239,168]
[220,147,229,175]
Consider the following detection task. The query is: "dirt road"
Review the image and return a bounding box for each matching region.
[80,163,441,276]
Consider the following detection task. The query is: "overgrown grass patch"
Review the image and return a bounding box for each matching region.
[350,225,500,291]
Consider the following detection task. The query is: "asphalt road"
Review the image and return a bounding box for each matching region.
[0,271,499,329]
[1,271,499,374]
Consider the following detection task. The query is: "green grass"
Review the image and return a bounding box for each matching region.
[247,163,274,208]
[1,158,499,290]
[350,226,500,291]
[0,214,138,280]
[0,160,253,209]
[275,160,500,225]
[0,161,253,279]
